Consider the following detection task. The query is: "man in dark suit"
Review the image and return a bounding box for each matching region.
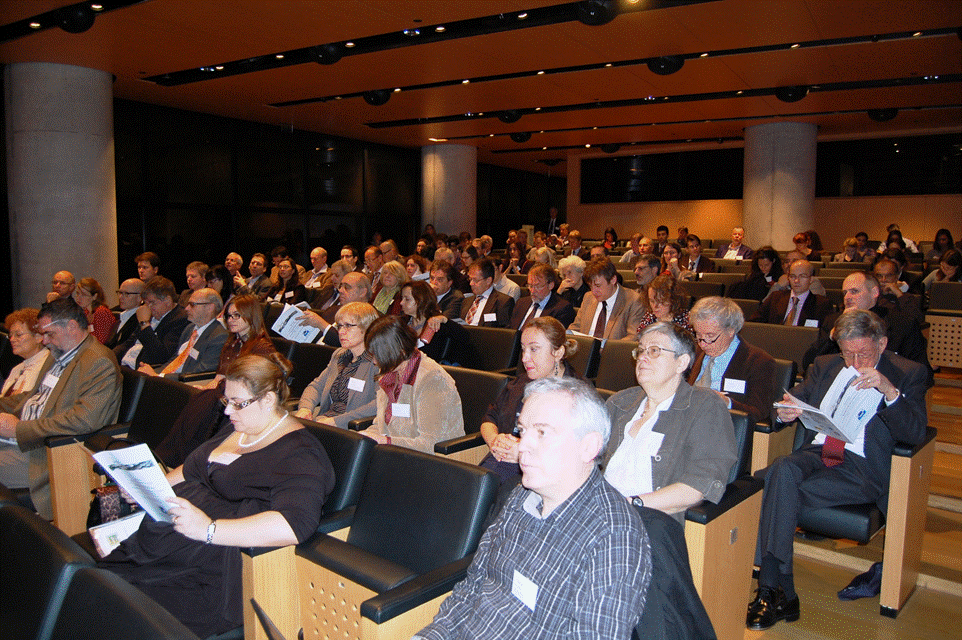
[747,309,929,631]
[144,288,228,376]
[565,230,588,258]
[461,259,514,327]
[235,253,273,300]
[108,278,145,349]
[751,260,833,327]
[542,206,564,237]
[429,261,465,320]
[683,234,716,274]
[508,264,575,330]
[688,297,776,424]
[298,272,373,347]
[715,227,753,260]
[113,276,189,369]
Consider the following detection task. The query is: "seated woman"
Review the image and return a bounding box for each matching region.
[528,245,557,270]
[731,246,783,302]
[371,260,408,315]
[556,255,589,308]
[502,241,529,275]
[603,322,737,525]
[399,280,474,367]
[792,232,821,262]
[833,237,863,263]
[459,245,479,282]
[73,277,118,344]
[922,248,961,292]
[479,317,582,482]
[211,295,276,384]
[357,316,464,453]
[294,302,379,428]
[636,274,692,336]
[926,228,954,264]
[603,227,618,251]
[660,242,694,281]
[267,258,307,305]
[206,264,234,310]
[406,253,431,282]
[100,354,335,639]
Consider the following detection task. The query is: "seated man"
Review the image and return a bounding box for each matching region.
[0,298,121,519]
[141,288,228,377]
[109,278,145,349]
[136,251,160,282]
[568,258,645,340]
[747,309,928,630]
[462,259,514,327]
[415,377,651,640]
[45,270,76,303]
[429,261,465,320]
[113,276,190,369]
[492,259,522,302]
[688,296,776,424]
[297,271,373,346]
[715,227,753,260]
[508,263,575,330]
[750,260,833,327]
[235,252,273,300]
[683,234,716,274]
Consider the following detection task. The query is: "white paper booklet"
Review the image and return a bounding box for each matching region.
[774,366,882,443]
[88,511,147,557]
[271,303,319,343]
[92,443,177,523]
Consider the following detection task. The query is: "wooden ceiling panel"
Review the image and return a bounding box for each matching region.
[669,0,821,50]
[821,38,962,81]
[804,0,962,39]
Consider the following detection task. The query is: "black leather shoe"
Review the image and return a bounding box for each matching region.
[746,586,800,630]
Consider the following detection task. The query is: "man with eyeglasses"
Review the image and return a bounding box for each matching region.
[113,276,190,369]
[428,261,464,320]
[45,270,76,303]
[0,297,121,520]
[748,309,928,630]
[461,259,514,327]
[687,297,776,424]
[750,260,832,327]
[108,278,145,349]
[633,254,661,314]
[142,288,228,377]
[297,271,373,346]
[508,264,575,330]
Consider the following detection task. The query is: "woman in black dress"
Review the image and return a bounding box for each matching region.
[101,353,334,638]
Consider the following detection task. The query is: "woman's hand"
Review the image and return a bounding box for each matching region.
[166,496,213,542]
[137,362,159,377]
[426,315,447,332]
[293,408,313,420]
[490,433,520,463]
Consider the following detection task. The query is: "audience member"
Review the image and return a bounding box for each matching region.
[556,255,590,308]
[429,261,464,319]
[654,225,670,256]
[879,223,918,254]
[371,260,407,315]
[677,226,690,246]
[180,261,209,306]
[415,376,651,640]
[0,298,121,519]
[925,228,954,263]
[205,264,234,310]
[503,241,529,275]
[72,277,118,345]
[750,260,832,327]
[209,295,276,388]
[364,245,385,290]
[379,239,401,264]
[633,254,661,313]
[684,234,716,273]
[114,276,190,369]
[565,230,587,258]
[269,246,306,284]
[618,233,645,265]
[340,245,361,271]
[266,258,307,305]
[748,310,928,630]
[399,280,473,367]
[303,247,330,289]
[109,278,145,349]
[140,288,228,377]
[509,264,575,330]
[603,227,619,250]
[297,271,372,344]
[405,253,430,281]
[878,249,924,296]
[854,231,874,261]
[730,246,783,302]
[568,258,645,340]
[589,245,609,262]
[688,297,776,424]
[234,253,273,300]
[224,252,243,280]
[462,259,515,327]
[715,227,753,260]
[543,205,564,236]
[660,242,691,280]
[136,251,160,282]
[46,270,76,303]
[310,259,351,313]
[791,232,821,262]
[922,248,961,291]
[635,274,692,336]
[833,237,864,263]
[1,308,50,398]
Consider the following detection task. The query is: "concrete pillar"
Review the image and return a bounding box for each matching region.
[742,122,817,250]
[421,144,477,236]
[5,62,118,308]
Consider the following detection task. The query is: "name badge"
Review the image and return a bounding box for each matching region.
[311,281,321,288]
[391,403,411,418]
[210,452,241,466]
[511,570,539,611]
[804,319,819,328]
[347,377,366,392]
[42,373,60,389]
[723,378,747,394]
[645,431,665,458]
[188,348,200,360]
[483,312,497,322]
[284,290,294,299]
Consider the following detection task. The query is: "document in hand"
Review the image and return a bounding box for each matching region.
[272,302,319,343]
[92,443,177,523]
[774,366,882,443]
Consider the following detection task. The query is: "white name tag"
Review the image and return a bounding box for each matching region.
[483,312,497,322]
[42,373,60,389]
[88,324,95,333]
[804,318,819,328]
[645,431,666,457]
[284,291,294,299]
[723,378,747,394]
[511,570,539,611]
[391,403,411,418]
[210,452,241,466]
[347,377,366,392]
[188,348,200,360]
[310,282,321,289]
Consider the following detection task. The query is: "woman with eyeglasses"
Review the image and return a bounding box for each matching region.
[72,277,119,344]
[294,302,379,428]
[635,274,692,337]
[601,322,737,524]
[101,353,335,639]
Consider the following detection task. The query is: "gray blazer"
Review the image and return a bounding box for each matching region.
[158,321,229,375]
[602,381,737,523]
[297,348,378,429]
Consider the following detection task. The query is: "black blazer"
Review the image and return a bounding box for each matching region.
[508,291,576,330]
[113,305,190,367]
[461,289,514,328]
[687,339,776,424]
[437,289,465,320]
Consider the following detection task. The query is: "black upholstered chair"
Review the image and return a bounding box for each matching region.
[460,325,521,373]
[593,338,639,394]
[790,423,938,616]
[263,303,286,337]
[287,342,336,400]
[241,418,377,640]
[0,503,95,640]
[433,367,510,465]
[294,446,499,640]
[50,567,199,639]
[750,358,798,474]
[738,322,819,375]
[269,336,297,361]
[683,410,764,640]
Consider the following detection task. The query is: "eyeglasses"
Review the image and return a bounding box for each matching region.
[632,345,677,360]
[787,273,812,280]
[225,312,243,320]
[337,322,359,330]
[219,395,260,410]
[187,301,215,307]
[695,333,722,345]
[116,290,140,296]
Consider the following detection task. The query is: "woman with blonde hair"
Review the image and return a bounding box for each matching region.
[372,260,408,315]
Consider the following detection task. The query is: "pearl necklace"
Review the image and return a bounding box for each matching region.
[238,411,288,449]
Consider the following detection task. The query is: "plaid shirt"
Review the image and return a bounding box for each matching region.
[417,468,651,640]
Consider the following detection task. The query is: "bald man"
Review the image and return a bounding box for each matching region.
[46,271,76,303]
[109,278,146,349]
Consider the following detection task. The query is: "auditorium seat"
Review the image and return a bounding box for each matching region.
[287,342,336,400]
[737,322,818,375]
[433,367,510,465]
[460,325,521,373]
[593,338,639,394]
[751,358,798,474]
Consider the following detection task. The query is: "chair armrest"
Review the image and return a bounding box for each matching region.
[893,426,937,457]
[685,476,764,526]
[45,422,131,448]
[494,367,517,376]
[361,555,474,624]
[178,370,216,383]
[754,419,793,435]
[317,506,356,535]
[348,416,376,431]
[296,534,417,594]
[434,433,485,455]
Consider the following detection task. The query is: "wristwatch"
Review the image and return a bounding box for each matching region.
[631,496,645,508]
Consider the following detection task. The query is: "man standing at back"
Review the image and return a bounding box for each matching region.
[415,377,651,640]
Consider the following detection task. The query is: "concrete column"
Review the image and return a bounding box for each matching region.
[5,62,118,308]
[421,144,477,236]
[742,122,817,250]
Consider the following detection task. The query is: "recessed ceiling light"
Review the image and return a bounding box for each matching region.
[403,29,420,36]
[275,54,284,59]
[700,53,709,58]
[435,26,445,32]
[912,31,922,37]
[605,63,612,67]
[736,90,743,94]
[91,4,104,10]
[215,66,224,70]
[517,12,528,19]
[585,144,591,148]
[462,79,470,84]
[537,71,545,75]
[489,134,495,137]
[345,42,355,48]
[535,107,541,111]
[393,88,401,92]
[334,96,342,100]
[428,137,448,142]
[790,43,800,49]
[29,22,41,28]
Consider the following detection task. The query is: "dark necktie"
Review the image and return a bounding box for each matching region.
[593,300,607,338]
